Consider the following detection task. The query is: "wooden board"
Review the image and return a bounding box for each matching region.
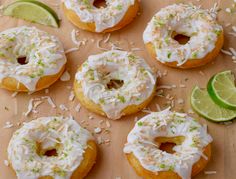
[0,0,235,178]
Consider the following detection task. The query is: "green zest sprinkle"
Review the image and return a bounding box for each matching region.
[128,54,136,62]
[54,168,66,177]
[160,163,166,168]
[99,98,105,104]
[167,52,172,59]
[164,37,170,44]
[29,74,36,78]
[86,69,95,80]
[116,5,123,10]
[214,29,221,36]
[189,126,198,132]
[169,165,175,171]
[117,95,126,103]
[83,0,92,9]
[137,121,143,126]
[37,60,45,67]
[32,168,40,173]
[0,52,5,57]
[37,68,44,76]
[192,52,198,58]
[136,97,141,101]
[154,18,165,27]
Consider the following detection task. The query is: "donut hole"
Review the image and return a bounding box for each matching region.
[172,32,190,45]
[17,56,28,65]
[107,79,124,89]
[156,136,185,154]
[43,149,58,157]
[36,142,59,157]
[93,0,107,8]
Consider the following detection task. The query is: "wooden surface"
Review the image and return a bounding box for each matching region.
[0,0,236,178]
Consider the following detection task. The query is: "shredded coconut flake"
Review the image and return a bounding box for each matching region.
[204,171,217,175]
[106,120,111,128]
[156,85,173,90]
[11,92,18,98]
[44,89,49,94]
[131,48,143,51]
[229,47,236,56]
[24,98,34,116]
[69,91,75,101]
[60,71,71,81]
[71,29,81,46]
[65,47,79,54]
[104,33,111,43]
[41,96,56,108]
[75,104,81,112]
[221,49,232,56]
[3,121,14,129]
[4,160,9,167]
[156,104,161,111]
[97,39,109,51]
[94,127,102,134]
[59,104,68,111]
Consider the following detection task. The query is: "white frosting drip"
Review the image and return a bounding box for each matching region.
[143,4,223,66]
[0,26,67,91]
[8,116,93,179]
[75,50,156,120]
[124,108,213,179]
[63,0,135,32]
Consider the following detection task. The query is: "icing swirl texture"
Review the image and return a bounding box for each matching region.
[0,26,66,91]
[64,0,135,32]
[75,50,156,120]
[143,3,223,66]
[124,108,213,179]
[8,116,93,179]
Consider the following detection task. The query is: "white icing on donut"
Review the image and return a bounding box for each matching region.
[124,108,213,179]
[0,26,67,91]
[8,116,93,179]
[75,50,156,120]
[63,0,135,32]
[143,4,223,66]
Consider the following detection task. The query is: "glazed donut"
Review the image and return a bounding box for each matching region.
[62,0,139,33]
[74,50,156,120]
[0,26,67,92]
[143,4,224,69]
[124,108,212,179]
[8,116,97,179]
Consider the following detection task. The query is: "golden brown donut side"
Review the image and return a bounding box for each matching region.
[62,0,140,33]
[125,143,212,179]
[0,65,65,92]
[145,32,224,69]
[26,140,97,179]
[74,73,156,118]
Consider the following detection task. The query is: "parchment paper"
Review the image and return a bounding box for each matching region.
[0,0,235,178]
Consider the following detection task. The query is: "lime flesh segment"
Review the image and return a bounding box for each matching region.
[191,86,236,122]
[3,0,60,28]
[208,71,236,110]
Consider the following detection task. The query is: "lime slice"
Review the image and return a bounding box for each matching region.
[208,71,236,110]
[191,86,236,122]
[3,0,60,28]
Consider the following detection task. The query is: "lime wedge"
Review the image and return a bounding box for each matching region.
[191,86,236,122]
[208,71,236,110]
[3,0,60,28]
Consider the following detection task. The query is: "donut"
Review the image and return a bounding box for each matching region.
[74,50,156,120]
[124,108,213,179]
[143,4,224,69]
[8,116,97,179]
[62,0,140,33]
[0,26,67,92]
